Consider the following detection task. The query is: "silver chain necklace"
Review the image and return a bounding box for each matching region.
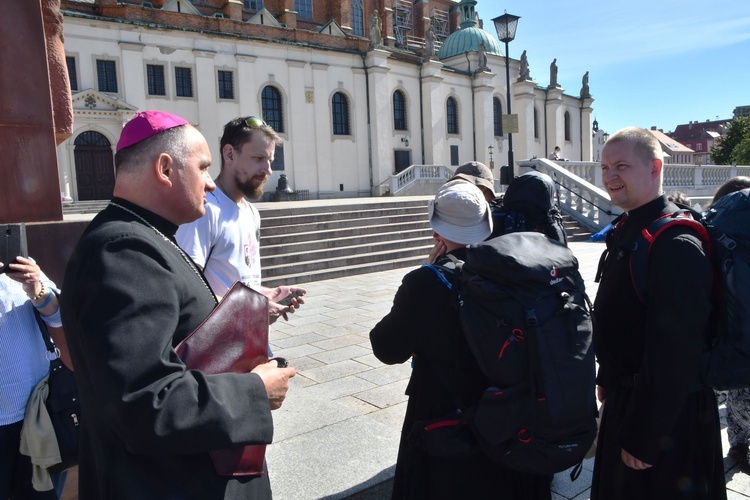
[109,202,216,302]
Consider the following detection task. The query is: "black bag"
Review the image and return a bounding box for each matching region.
[604,188,750,390]
[33,308,81,474]
[424,232,597,476]
[491,170,568,244]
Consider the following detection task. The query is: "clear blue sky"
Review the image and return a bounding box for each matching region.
[472,0,750,135]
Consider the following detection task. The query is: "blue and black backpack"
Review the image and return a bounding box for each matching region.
[417,232,597,477]
[600,188,750,390]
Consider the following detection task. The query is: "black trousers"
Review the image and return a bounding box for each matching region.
[0,420,67,500]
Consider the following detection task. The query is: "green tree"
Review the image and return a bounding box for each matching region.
[712,117,750,165]
[731,137,750,165]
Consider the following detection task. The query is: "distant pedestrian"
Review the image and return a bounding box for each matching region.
[548,146,561,160]
[591,127,725,499]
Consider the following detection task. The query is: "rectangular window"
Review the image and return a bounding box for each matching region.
[271,144,285,171]
[175,66,193,98]
[244,0,262,10]
[294,0,312,19]
[147,64,166,96]
[218,70,234,100]
[96,59,118,93]
[66,56,78,91]
[450,145,459,166]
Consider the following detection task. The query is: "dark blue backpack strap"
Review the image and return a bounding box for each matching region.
[630,210,711,303]
[422,254,462,290]
[422,263,453,290]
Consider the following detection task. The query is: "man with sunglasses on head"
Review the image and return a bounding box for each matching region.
[177,116,306,323]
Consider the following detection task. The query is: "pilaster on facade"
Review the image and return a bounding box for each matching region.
[285,58,307,184]
[421,60,446,165]
[513,79,539,162]
[580,97,595,161]
[193,49,217,133]
[367,52,394,187]
[365,48,391,72]
[473,71,496,162]
[235,53,258,116]
[310,61,330,193]
[545,86,564,153]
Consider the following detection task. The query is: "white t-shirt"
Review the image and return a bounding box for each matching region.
[176,186,261,297]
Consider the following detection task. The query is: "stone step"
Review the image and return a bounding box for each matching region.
[263,254,427,289]
[262,236,432,268]
[261,229,433,258]
[262,242,434,279]
[260,220,431,246]
[260,212,429,237]
[262,205,427,228]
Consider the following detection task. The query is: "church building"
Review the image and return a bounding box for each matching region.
[59,0,594,200]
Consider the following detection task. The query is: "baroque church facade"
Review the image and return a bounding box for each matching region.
[59,0,594,201]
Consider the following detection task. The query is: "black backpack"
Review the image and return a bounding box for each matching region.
[491,170,568,244]
[602,188,750,390]
[422,232,597,475]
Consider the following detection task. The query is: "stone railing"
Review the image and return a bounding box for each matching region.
[383,160,750,230]
[390,164,455,194]
[553,161,750,197]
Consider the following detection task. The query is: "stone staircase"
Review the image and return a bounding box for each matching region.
[258,197,434,288]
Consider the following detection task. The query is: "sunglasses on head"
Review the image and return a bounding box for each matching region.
[244,116,267,128]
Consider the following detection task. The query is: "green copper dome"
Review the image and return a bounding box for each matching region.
[437,0,502,60]
[437,26,502,60]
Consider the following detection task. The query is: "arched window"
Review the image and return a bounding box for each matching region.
[493,97,503,137]
[75,131,111,147]
[332,92,350,135]
[564,111,571,142]
[393,90,407,131]
[261,86,284,133]
[534,107,539,139]
[447,97,459,134]
[351,0,364,36]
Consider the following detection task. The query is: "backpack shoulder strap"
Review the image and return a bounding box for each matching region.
[421,254,463,290]
[630,210,711,303]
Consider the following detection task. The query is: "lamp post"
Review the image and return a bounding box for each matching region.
[492,12,520,184]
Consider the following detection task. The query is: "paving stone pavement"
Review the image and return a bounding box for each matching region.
[266,241,750,500]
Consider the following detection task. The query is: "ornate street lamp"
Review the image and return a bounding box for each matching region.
[492,12,520,184]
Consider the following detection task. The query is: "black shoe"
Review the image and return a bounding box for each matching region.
[729,444,750,474]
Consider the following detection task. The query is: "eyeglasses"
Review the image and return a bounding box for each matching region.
[244,116,267,128]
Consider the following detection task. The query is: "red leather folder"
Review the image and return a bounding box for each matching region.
[175,281,269,477]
